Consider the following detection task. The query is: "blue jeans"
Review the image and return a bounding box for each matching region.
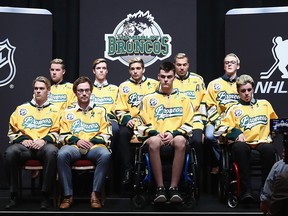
[205,124,221,161]
[57,145,111,197]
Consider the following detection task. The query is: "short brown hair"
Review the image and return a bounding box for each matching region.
[33,76,51,89]
[73,76,93,94]
[92,58,107,69]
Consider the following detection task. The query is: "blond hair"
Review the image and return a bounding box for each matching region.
[236,74,254,90]
[224,53,240,64]
[128,57,144,68]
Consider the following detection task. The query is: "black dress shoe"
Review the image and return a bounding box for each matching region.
[240,191,254,203]
[40,196,50,210]
[5,198,18,210]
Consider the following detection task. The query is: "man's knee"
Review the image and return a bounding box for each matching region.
[147,136,162,151]
[172,136,186,150]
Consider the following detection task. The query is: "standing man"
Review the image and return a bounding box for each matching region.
[173,53,206,174]
[4,76,60,210]
[136,62,194,202]
[57,76,112,209]
[214,74,278,202]
[49,58,76,113]
[115,57,158,185]
[90,58,119,150]
[204,53,240,173]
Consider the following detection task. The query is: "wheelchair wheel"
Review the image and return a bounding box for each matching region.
[218,146,230,202]
[132,194,146,209]
[227,195,238,208]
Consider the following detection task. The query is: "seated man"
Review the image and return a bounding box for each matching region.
[214,74,278,202]
[4,76,60,210]
[57,76,112,209]
[260,148,288,215]
[136,62,194,203]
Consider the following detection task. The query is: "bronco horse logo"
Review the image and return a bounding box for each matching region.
[0,39,16,87]
[105,10,172,67]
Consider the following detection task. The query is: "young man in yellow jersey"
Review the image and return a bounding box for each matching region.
[136,62,194,203]
[57,76,112,209]
[204,53,241,173]
[49,58,76,113]
[115,57,158,186]
[90,58,119,151]
[214,74,278,203]
[173,53,206,184]
[4,76,60,210]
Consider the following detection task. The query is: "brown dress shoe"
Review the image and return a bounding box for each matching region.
[59,197,73,209]
[91,198,101,209]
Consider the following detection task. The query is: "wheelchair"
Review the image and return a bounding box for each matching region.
[217,138,281,208]
[131,143,199,209]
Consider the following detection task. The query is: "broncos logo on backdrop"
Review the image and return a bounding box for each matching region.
[105,10,172,67]
[0,39,16,87]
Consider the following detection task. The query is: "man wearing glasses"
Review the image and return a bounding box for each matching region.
[214,74,278,203]
[203,53,240,174]
[57,76,112,209]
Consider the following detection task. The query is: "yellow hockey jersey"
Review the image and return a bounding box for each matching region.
[8,99,60,144]
[204,75,239,124]
[214,98,278,145]
[115,76,158,125]
[91,80,118,121]
[49,81,76,113]
[136,90,194,139]
[59,102,112,149]
[173,72,207,130]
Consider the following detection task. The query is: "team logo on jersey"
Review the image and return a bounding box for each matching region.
[239,115,268,130]
[122,85,131,94]
[155,105,183,120]
[71,119,99,133]
[213,83,221,91]
[66,113,75,121]
[22,116,53,129]
[149,97,158,107]
[260,36,288,79]
[0,39,16,87]
[128,92,142,107]
[104,10,172,67]
[234,108,243,118]
[183,90,196,100]
[49,93,67,103]
[217,91,239,105]
[91,95,114,105]
[19,108,28,116]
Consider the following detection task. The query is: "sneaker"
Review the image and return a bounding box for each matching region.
[5,197,18,210]
[154,187,167,203]
[169,187,183,203]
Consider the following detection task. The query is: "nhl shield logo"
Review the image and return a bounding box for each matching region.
[104,10,172,67]
[0,39,16,87]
